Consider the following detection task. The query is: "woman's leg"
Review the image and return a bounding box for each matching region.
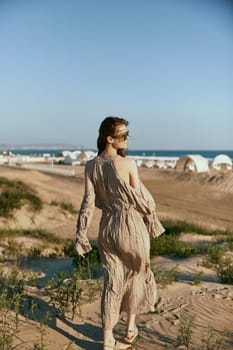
[125,313,137,340]
[126,313,136,334]
[101,253,125,348]
[103,329,115,349]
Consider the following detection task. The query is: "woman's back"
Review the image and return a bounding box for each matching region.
[87,155,139,190]
[91,156,134,211]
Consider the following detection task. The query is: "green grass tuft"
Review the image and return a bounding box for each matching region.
[0,229,64,244]
[150,233,207,258]
[150,220,232,258]
[0,177,42,217]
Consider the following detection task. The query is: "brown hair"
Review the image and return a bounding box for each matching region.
[97,116,129,157]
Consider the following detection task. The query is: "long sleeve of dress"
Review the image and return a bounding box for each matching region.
[140,182,165,238]
[75,190,95,256]
[128,181,165,238]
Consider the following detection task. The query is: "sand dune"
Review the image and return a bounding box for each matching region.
[0,164,233,349]
[142,169,233,231]
[172,170,233,194]
[1,165,233,235]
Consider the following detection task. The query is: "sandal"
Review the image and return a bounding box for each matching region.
[124,326,138,344]
[104,341,132,349]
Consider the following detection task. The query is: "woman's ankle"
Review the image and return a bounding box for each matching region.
[103,345,114,350]
[126,313,136,334]
[103,329,115,348]
[103,341,115,350]
[125,323,138,339]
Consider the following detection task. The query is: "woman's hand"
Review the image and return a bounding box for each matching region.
[75,241,92,257]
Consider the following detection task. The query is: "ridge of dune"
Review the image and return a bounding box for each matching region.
[168,170,233,193]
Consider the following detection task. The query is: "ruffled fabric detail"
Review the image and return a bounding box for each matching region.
[124,181,165,238]
[143,211,165,238]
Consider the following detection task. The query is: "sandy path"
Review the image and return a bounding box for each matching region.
[19,278,232,349]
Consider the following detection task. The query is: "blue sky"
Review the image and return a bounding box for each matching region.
[0,0,232,150]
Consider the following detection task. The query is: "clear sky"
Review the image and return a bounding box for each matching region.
[0,0,232,150]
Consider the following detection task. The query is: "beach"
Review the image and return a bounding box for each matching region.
[0,164,233,349]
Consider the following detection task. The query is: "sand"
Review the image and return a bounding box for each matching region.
[0,164,233,349]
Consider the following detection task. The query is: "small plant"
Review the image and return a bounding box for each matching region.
[153,264,178,288]
[73,245,102,279]
[217,257,233,284]
[215,232,233,251]
[46,269,83,319]
[0,267,55,349]
[33,311,51,350]
[60,201,77,214]
[50,200,59,206]
[63,240,76,257]
[228,240,233,250]
[0,266,38,296]
[177,311,195,350]
[1,239,25,265]
[201,244,233,284]
[202,258,213,269]
[207,245,224,265]
[191,270,204,285]
[67,270,83,319]
[0,288,23,349]
[50,200,77,214]
[46,267,102,320]
[200,326,228,350]
[82,279,102,304]
[28,247,43,258]
[46,270,72,318]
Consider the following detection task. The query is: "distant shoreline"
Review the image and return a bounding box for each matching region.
[2,148,233,160]
[1,145,233,151]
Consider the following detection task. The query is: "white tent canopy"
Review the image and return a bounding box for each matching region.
[176,154,209,173]
[211,154,232,170]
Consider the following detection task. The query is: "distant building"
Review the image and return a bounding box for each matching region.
[63,150,96,165]
[176,155,209,173]
[211,154,232,171]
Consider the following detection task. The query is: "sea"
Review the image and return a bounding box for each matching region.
[6,149,233,161]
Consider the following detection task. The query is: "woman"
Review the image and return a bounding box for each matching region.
[75,117,165,350]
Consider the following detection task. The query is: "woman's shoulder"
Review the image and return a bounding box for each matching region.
[113,156,138,173]
[117,156,137,170]
[114,156,136,165]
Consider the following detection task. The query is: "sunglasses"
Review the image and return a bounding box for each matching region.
[112,131,129,141]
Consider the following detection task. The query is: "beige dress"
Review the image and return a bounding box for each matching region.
[76,156,165,329]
